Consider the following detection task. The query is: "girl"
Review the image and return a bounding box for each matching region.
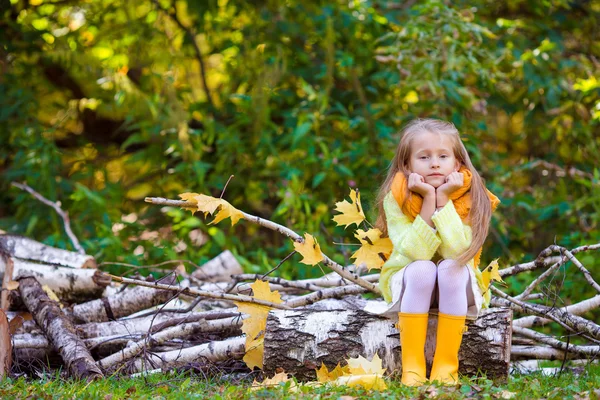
[367,118,500,386]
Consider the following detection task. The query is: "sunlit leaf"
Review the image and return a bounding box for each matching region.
[351,229,393,271]
[292,233,324,265]
[333,189,365,229]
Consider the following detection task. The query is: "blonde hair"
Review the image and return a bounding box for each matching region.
[374,118,492,269]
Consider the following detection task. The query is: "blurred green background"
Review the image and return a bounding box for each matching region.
[1,0,599,323]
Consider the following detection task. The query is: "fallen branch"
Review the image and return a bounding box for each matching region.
[18,276,103,380]
[144,197,381,295]
[11,183,85,255]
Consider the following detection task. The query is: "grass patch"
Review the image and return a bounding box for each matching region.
[1,362,599,399]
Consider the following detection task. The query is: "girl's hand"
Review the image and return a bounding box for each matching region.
[437,172,464,196]
[407,173,435,197]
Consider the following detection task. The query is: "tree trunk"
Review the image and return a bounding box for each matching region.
[18,276,104,380]
[263,307,512,382]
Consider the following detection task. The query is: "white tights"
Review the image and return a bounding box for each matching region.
[399,260,470,316]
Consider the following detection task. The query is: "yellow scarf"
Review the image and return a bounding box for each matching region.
[390,166,500,267]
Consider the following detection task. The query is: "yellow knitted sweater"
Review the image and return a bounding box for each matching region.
[378,191,488,306]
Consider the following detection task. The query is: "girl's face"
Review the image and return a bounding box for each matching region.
[407,131,461,188]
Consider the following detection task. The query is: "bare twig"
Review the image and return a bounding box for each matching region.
[11,182,85,254]
[108,274,291,310]
[144,197,381,295]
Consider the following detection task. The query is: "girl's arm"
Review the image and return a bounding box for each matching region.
[384,192,441,262]
[430,200,472,259]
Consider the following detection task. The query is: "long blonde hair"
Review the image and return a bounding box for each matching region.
[374,118,492,269]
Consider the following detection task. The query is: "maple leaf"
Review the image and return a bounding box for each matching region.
[316,363,347,383]
[332,189,366,229]
[178,192,245,226]
[346,354,386,375]
[292,233,324,265]
[481,259,504,289]
[351,229,393,271]
[316,354,387,390]
[178,193,202,214]
[250,371,298,392]
[234,280,282,370]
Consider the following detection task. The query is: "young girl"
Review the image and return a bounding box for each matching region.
[367,118,500,386]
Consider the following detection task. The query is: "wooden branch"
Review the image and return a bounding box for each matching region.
[70,276,177,323]
[108,275,291,310]
[491,288,600,343]
[130,336,245,374]
[512,326,600,357]
[18,276,103,380]
[97,315,243,370]
[513,295,600,329]
[550,245,600,293]
[144,197,381,295]
[284,285,367,308]
[511,345,581,360]
[11,182,85,255]
[231,274,325,293]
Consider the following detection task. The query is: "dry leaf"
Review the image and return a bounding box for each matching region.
[5,281,19,291]
[42,285,62,307]
[346,354,386,375]
[333,189,366,229]
[316,362,346,383]
[250,371,297,391]
[351,229,393,271]
[333,374,387,391]
[178,192,245,226]
[292,233,324,265]
[178,193,201,213]
[234,280,282,370]
[481,259,503,289]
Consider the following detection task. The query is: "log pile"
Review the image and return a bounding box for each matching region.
[1,233,599,382]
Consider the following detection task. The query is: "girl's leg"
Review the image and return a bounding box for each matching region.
[436,259,469,316]
[397,260,437,386]
[430,259,470,384]
[400,260,438,313]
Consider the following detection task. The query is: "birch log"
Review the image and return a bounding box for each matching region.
[18,276,103,380]
[191,250,243,282]
[1,258,109,303]
[0,235,95,268]
[263,308,512,382]
[70,277,177,323]
[129,336,246,374]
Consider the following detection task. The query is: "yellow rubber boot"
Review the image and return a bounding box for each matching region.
[397,312,429,386]
[430,313,467,384]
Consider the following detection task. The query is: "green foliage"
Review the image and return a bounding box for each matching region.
[0,0,599,321]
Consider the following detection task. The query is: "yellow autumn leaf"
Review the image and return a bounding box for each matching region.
[481,259,504,289]
[250,371,298,392]
[292,233,324,265]
[234,280,282,370]
[332,189,366,229]
[351,229,393,271]
[178,192,202,214]
[178,192,245,226]
[346,354,386,376]
[316,363,347,383]
[333,374,387,391]
[6,281,19,291]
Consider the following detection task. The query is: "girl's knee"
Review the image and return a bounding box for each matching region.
[407,260,437,271]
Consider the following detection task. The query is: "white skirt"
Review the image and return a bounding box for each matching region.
[364,260,484,322]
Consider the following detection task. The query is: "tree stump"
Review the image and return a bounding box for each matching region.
[263,307,512,382]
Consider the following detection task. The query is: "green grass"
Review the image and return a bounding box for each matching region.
[1,362,599,399]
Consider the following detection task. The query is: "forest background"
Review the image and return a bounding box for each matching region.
[1,0,599,326]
